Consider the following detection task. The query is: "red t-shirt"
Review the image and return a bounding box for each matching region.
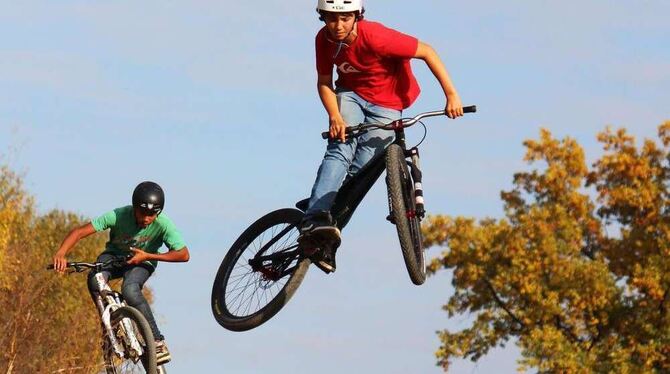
[316,20,421,110]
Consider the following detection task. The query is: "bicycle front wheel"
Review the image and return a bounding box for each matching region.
[103,306,157,374]
[385,144,426,285]
[211,208,310,331]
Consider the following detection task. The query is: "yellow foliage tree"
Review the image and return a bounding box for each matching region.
[424,122,670,372]
[0,165,152,373]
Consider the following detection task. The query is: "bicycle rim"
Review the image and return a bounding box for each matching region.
[212,208,310,331]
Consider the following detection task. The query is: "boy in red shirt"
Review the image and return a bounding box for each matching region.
[301,0,464,273]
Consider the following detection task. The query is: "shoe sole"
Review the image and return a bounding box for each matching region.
[298,227,341,248]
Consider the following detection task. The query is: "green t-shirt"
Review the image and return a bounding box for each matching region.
[91,205,186,268]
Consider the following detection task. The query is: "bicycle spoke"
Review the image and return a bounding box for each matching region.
[223,221,300,317]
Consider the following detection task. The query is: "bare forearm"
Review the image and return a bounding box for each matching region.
[144,247,190,263]
[415,41,463,118]
[55,223,96,256]
[53,223,96,272]
[318,83,342,120]
[416,42,458,97]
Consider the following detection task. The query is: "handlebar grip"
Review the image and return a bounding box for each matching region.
[463,105,476,113]
[321,127,354,140]
[46,263,74,270]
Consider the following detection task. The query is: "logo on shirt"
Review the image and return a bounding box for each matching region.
[337,62,361,74]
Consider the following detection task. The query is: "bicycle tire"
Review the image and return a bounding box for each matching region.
[385,144,426,285]
[211,208,310,331]
[103,306,157,374]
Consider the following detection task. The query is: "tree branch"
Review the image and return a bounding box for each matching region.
[484,279,526,331]
[554,315,583,344]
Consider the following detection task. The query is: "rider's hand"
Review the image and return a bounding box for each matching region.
[53,252,68,273]
[127,247,150,265]
[445,93,464,119]
[329,115,348,142]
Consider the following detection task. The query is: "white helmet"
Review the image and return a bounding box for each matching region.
[317,0,363,13]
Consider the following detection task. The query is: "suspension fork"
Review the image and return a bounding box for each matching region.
[405,147,425,220]
[96,292,126,357]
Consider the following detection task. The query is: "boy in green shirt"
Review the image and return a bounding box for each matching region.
[52,181,190,365]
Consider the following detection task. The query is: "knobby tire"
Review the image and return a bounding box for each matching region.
[385,144,426,285]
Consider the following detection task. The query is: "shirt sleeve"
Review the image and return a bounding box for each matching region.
[315,29,334,75]
[91,209,118,232]
[365,22,419,59]
[162,220,186,251]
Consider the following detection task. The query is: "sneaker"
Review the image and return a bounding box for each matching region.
[299,211,334,233]
[155,340,171,365]
[298,212,340,243]
[298,212,341,273]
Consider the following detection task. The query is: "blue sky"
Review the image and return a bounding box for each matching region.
[1,1,669,373]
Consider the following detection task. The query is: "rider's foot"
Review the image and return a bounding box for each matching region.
[298,212,341,273]
[155,340,171,365]
[299,211,338,235]
[298,212,340,243]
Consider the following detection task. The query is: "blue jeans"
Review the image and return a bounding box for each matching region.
[87,253,164,341]
[305,90,401,218]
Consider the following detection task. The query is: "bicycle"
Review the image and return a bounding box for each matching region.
[47,258,167,374]
[211,105,477,331]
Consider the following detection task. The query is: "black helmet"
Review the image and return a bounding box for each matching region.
[132,181,164,214]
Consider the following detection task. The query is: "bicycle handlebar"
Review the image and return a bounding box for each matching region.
[321,105,477,140]
[46,257,130,272]
[46,262,98,271]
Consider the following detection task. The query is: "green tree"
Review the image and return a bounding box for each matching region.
[423,122,670,373]
[0,165,152,373]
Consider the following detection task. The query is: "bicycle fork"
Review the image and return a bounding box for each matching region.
[386,147,426,224]
[95,273,144,358]
[407,147,425,220]
[97,300,126,358]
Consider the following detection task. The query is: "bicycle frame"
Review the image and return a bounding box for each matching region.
[306,107,478,227]
[253,107,476,273]
[296,121,417,230]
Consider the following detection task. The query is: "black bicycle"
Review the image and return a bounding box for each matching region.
[211,106,477,331]
[47,258,167,374]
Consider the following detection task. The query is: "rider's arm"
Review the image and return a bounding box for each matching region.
[127,246,190,265]
[413,41,463,119]
[317,73,347,142]
[53,223,97,272]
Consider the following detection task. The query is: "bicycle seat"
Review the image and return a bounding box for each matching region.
[295,198,309,212]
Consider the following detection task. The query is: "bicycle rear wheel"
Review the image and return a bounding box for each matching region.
[211,208,310,331]
[103,306,157,374]
[385,144,426,285]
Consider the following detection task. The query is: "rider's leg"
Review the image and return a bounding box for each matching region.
[122,264,171,364]
[87,253,122,302]
[120,264,163,341]
[302,90,373,273]
[348,101,400,175]
[304,90,365,220]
